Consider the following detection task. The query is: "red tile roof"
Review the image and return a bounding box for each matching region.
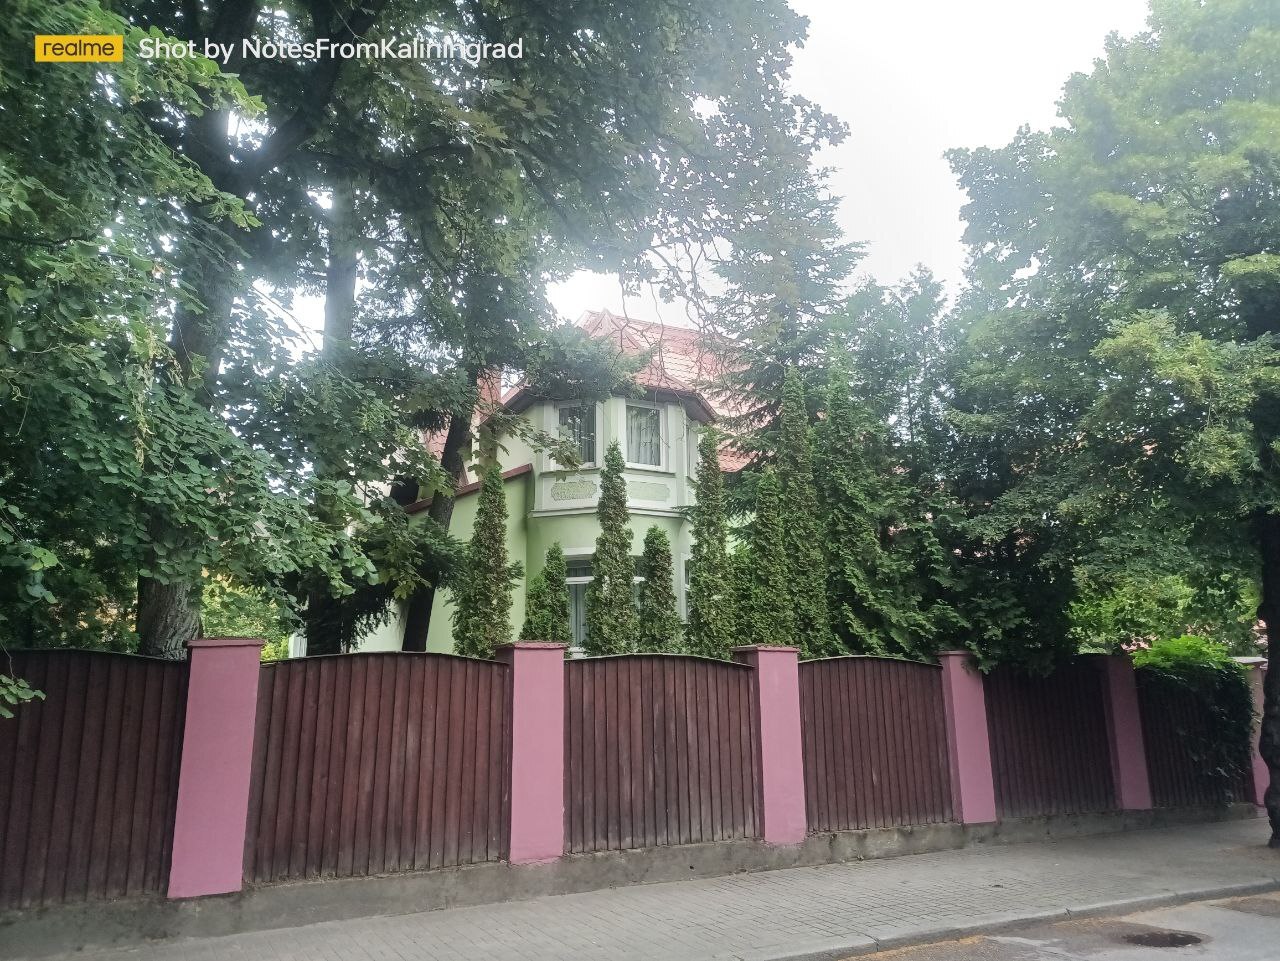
[562,311,750,472]
[403,463,533,514]
[420,309,747,474]
[574,310,729,407]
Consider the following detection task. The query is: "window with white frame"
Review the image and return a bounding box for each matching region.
[564,556,646,651]
[565,557,593,649]
[625,403,663,467]
[557,403,597,467]
[681,555,691,620]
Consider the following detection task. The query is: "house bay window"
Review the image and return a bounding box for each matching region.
[626,403,663,467]
[557,404,597,467]
[563,556,646,651]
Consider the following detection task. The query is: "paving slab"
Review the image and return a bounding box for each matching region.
[14,818,1280,961]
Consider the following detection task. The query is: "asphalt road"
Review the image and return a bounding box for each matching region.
[855,891,1280,960]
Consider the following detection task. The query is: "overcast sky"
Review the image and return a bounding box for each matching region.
[548,0,1152,323]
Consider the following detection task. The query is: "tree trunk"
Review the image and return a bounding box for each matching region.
[401,401,474,651]
[137,577,202,659]
[135,231,238,658]
[131,5,389,658]
[306,171,359,657]
[1254,510,1280,846]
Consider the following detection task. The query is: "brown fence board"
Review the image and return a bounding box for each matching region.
[0,651,187,910]
[984,659,1116,818]
[1136,668,1254,808]
[799,657,954,833]
[563,655,758,854]
[242,653,510,884]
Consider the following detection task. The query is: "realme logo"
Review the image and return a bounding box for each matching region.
[34,35,124,62]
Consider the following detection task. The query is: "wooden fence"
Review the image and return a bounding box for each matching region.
[799,657,953,832]
[984,659,1117,818]
[0,651,187,910]
[3,646,1256,911]
[563,655,759,853]
[242,653,511,884]
[1136,668,1255,808]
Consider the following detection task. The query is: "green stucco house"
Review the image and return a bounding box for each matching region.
[352,310,735,654]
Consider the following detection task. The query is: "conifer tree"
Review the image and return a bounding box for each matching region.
[584,442,637,654]
[520,543,571,643]
[745,469,796,647]
[777,369,836,657]
[452,464,520,658]
[636,526,682,652]
[686,429,736,658]
[815,364,936,658]
[729,546,755,639]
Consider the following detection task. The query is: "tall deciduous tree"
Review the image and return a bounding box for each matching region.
[520,543,571,644]
[777,370,835,657]
[743,470,795,648]
[686,430,736,657]
[636,527,681,653]
[0,0,359,651]
[115,0,856,658]
[946,0,1280,841]
[584,443,636,655]
[451,463,519,658]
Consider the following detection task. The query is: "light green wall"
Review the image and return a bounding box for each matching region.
[424,469,532,652]
[356,395,704,654]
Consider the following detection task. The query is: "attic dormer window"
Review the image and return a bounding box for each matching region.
[557,403,596,467]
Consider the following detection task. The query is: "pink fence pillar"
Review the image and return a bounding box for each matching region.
[1237,657,1269,807]
[733,645,806,845]
[167,637,264,899]
[1098,654,1153,810]
[498,642,567,863]
[938,651,997,824]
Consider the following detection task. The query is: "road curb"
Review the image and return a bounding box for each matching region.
[758,878,1280,961]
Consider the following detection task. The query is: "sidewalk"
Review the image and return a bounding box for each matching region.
[28,818,1280,961]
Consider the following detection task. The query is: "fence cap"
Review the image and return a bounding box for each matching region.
[1234,656,1267,666]
[495,641,569,651]
[729,645,799,653]
[187,637,267,650]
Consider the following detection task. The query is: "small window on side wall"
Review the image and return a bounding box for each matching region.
[557,404,596,467]
[626,404,663,467]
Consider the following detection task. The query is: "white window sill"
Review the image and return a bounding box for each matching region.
[624,462,673,475]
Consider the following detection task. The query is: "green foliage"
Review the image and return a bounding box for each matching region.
[5,0,854,657]
[200,576,294,660]
[0,0,439,656]
[710,93,858,437]
[686,430,736,658]
[1134,635,1240,674]
[943,0,1280,672]
[452,465,520,658]
[584,443,637,655]
[743,469,795,648]
[729,546,755,641]
[0,671,43,720]
[521,544,571,644]
[636,527,682,653]
[815,363,950,658]
[1069,574,1259,655]
[1134,636,1256,803]
[776,371,836,657]
[0,0,268,648]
